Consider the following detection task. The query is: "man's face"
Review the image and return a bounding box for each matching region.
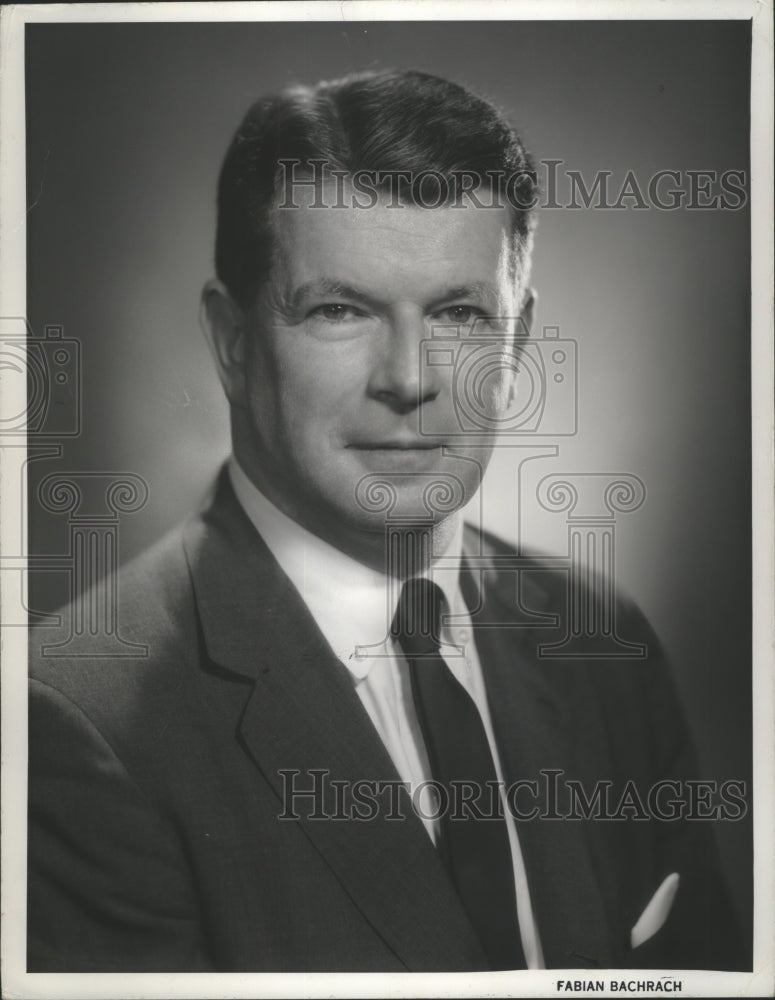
[231,192,527,560]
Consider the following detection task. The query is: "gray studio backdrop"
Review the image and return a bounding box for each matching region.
[25,20,751,943]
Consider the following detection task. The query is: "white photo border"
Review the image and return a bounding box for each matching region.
[1,2,772,997]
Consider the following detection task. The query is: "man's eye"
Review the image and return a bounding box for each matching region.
[436,305,482,324]
[311,303,363,322]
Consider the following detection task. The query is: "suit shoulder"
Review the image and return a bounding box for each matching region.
[29,517,200,705]
[463,520,655,623]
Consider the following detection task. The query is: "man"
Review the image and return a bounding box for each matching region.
[28,69,744,972]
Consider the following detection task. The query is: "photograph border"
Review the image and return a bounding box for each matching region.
[2,2,772,997]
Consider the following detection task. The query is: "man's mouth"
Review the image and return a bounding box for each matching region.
[349,442,441,451]
[347,440,448,471]
[348,435,447,451]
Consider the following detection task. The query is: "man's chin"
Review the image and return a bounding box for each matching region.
[350,468,473,526]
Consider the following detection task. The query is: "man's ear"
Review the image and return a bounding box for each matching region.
[200,278,249,409]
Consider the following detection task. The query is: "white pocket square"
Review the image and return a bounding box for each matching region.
[630,872,680,949]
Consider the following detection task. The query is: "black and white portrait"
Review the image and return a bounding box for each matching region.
[1,4,771,998]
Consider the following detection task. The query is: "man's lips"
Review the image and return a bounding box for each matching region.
[346,440,450,471]
[348,441,442,451]
[348,432,453,450]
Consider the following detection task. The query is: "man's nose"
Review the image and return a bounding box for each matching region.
[367,311,442,413]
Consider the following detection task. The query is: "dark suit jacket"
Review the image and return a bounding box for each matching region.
[28,470,746,972]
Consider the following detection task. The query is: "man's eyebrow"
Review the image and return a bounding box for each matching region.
[433,282,501,306]
[287,279,375,310]
[286,279,504,311]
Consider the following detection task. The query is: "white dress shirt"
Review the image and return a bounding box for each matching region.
[228,457,545,968]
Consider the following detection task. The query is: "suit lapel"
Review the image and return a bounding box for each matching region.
[183,473,488,972]
[465,549,616,968]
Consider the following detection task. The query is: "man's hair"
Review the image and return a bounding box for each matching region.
[215,69,537,309]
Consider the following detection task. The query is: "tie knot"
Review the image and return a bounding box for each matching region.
[391,577,445,656]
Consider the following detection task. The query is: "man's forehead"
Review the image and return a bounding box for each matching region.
[269,192,517,303]
[274,180,512,231]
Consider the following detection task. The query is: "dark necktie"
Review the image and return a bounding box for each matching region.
[391,577,526,970]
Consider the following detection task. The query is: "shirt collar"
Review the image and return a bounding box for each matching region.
[228,456,466,681]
